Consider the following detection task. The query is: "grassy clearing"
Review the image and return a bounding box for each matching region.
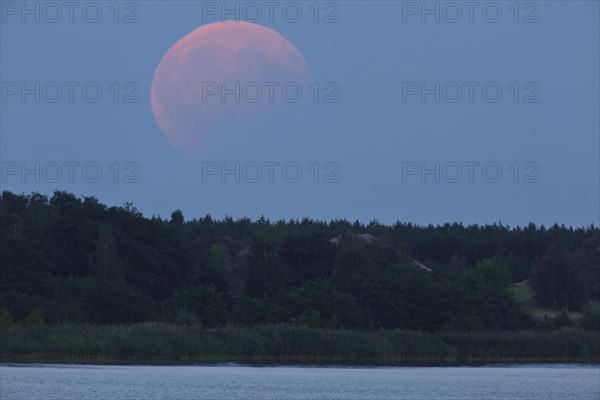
[510,285,581,320]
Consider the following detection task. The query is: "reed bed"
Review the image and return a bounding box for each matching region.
[441,328,600,363]
[1,323,598,365]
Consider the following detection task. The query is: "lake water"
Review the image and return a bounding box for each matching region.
[1,364,598,400]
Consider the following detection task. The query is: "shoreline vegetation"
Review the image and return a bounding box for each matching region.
[2,192,599,368]
[2,323,599,365]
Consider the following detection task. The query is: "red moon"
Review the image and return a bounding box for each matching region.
[151,21,313,157]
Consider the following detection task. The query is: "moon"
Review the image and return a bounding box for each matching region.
[151,21,313,157]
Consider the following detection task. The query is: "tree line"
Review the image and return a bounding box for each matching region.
[1,191,598,331]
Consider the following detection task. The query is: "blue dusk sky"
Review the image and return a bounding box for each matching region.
[1,1,598,227]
